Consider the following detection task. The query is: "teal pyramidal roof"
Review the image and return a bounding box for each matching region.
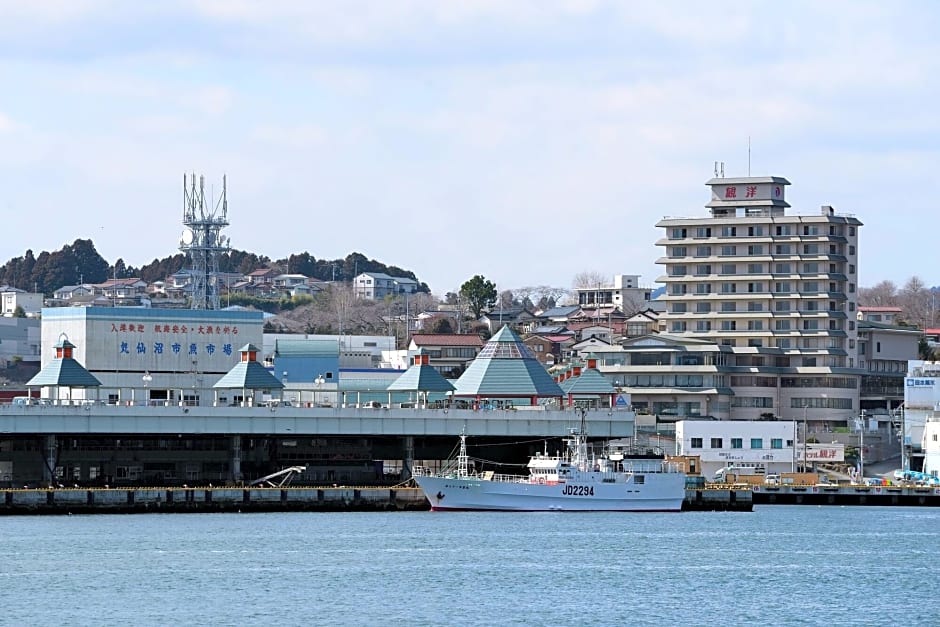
[453,326,563,397]
[387,360,456,393]
[560,367,615,394]
[214,344,284,389]
[27,358,101,387]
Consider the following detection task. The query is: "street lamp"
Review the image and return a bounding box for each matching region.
[315,374,325,407]
[141,371,152,406]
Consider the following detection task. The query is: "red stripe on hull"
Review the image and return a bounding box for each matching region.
[429,506,682,512]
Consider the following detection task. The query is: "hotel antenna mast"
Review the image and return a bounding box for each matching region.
[180,173,231,310]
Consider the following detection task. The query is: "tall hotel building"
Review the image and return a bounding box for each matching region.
[597,176,863,424]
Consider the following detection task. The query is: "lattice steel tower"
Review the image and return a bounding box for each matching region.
[180,173,230,310]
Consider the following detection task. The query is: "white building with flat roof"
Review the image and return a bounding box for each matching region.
[39,307,264,406]
[674,419,845,478]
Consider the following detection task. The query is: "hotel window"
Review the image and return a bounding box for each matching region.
[721,264,736,275]
[721,245,737,256]
[670,285,687,296]
[669,265,688,276]
[691,438,703,449]
[849,226,856,236]
[803,244,819,254]
[849,245,856,255]
[750,438,763,449]
[771,438,783,449]
[671,321,687,332]
[748,245,764,255]
[775,301,791,312]
[696,265,712,276]
[721,226,737,237]
[803,225,819,236]
[803,282,819,293]
[748,226,763,236]
[670,246,687,258]
[710,438,723,449]
[696,302,711,313]
[721,302,736,312]
[672,303,687,313]
[747,263,763,273]
[803,262,819,273]
[695,321,712,331]
[721,283,736,294]
[748,320,763,331]
[776,320,791,331]
[696,227,712,238]
[849,264,856,274]
[671,228,687,239]
[775,225,792,236]
[775,282,791,293]
[721,321,736,331]
[696,284,713,294]
[696,245,712,257]
[747,302,763,312]
[775,244,791,255]
[731,438,743,449]
[777,339,791,348]
[774,263,791,273]
[748,282,763,293]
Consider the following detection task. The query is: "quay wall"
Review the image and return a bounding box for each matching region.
[0,486,752,514]
[752,484,940,506]
[0,486,429,515]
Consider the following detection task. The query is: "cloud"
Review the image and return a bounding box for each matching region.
[0,111,15,133]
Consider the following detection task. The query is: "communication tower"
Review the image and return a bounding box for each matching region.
[180,173,231,310]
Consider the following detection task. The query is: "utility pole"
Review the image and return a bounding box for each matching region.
[802,402,808,474]
[859,409,866,482]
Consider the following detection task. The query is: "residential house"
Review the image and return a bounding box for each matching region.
[479,307,536,334]
[354,272,418,300]
[1,287,43,316]
[409,333,485,377]
[574,274,653,313]
[52,284,95,302]
[524,333,576,366]
[857,306,903,325]
[246,268,279,285]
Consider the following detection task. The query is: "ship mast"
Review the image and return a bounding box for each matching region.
[457,430,469,477]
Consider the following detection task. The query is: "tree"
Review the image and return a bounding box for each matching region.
[858,280,898,308]
[572,271,607,289]
[12,305,25,318]
[899,276,933,328]
[460,275,497,319]
[429,317,454,334]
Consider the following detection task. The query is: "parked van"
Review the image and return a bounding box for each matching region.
[12,397,53,406]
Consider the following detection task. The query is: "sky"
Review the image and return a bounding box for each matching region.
[0,1,938,296]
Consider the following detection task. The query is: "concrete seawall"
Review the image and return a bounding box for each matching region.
[0,486,753,514]
[0,487,430,515]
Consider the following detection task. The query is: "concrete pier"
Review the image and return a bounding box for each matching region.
[0,487,429,515]
[0,486,754,514]
[753,484,940,506]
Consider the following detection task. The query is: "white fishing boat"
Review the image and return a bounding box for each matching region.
[412,420,686,512]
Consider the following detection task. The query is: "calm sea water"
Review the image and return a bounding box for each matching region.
[1,506,939,626]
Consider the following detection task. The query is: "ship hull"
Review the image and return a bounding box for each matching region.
[414,474,686,512]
